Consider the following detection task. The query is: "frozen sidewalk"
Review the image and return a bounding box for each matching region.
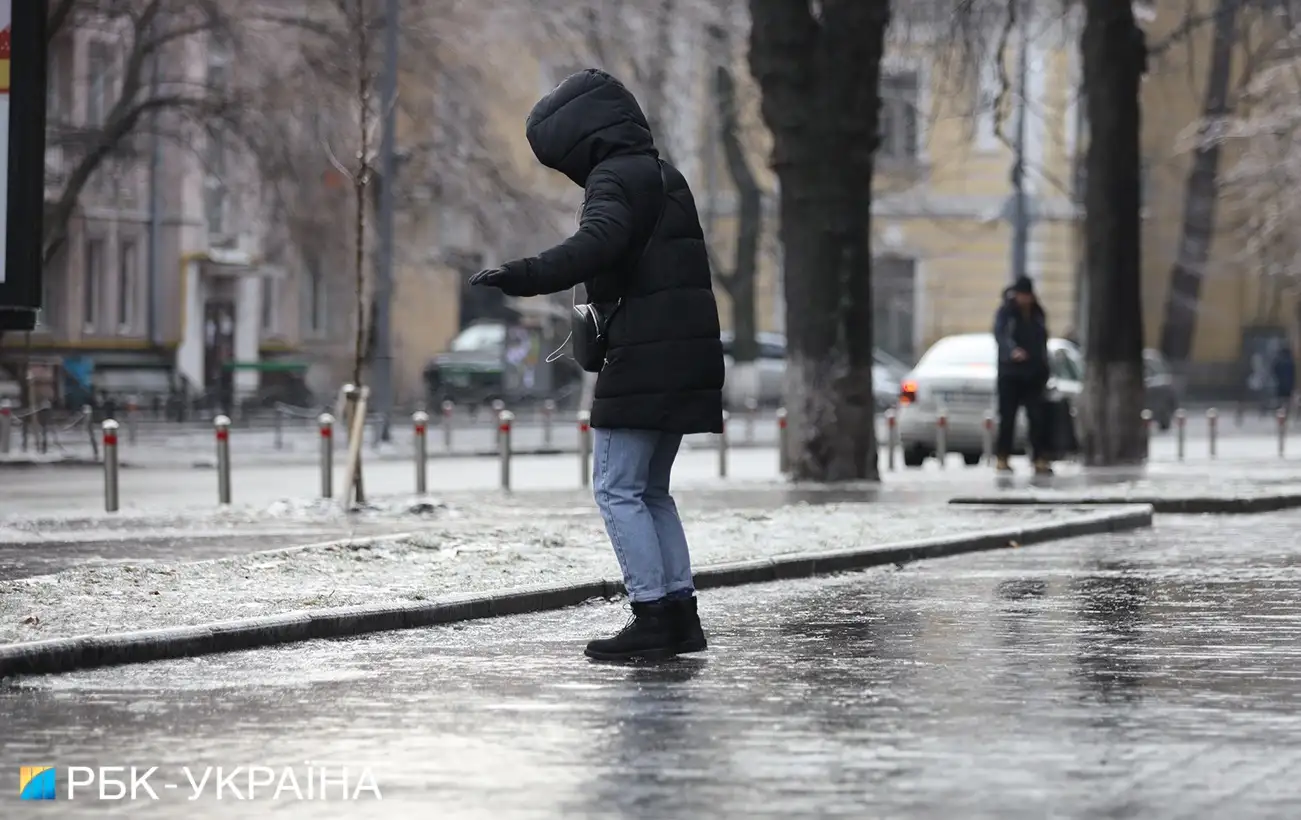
[0,501,1143,648]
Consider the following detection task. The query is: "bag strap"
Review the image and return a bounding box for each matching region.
[610,162,668,318]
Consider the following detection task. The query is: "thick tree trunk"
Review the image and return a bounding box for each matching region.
[1081,0,1147,466]
[1158,0,1239,363]
[750,0,886,482]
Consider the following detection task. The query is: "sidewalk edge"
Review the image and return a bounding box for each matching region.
[0,505,1152,680]
[949,494,1301,514]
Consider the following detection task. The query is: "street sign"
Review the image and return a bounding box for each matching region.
[0,0,47,330]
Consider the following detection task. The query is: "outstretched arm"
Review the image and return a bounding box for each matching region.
[493,168,637,297]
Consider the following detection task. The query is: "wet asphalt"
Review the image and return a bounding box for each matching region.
[3,512,1300,818]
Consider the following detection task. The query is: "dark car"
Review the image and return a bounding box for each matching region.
[423,320,583,407]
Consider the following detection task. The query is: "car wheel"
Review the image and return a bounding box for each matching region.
[903,446,927,468]
[962,452,983,467]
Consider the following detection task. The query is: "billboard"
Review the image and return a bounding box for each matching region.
[0,0,46,330]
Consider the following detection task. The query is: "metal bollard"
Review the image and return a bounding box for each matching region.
[1207,408,1218,459]
[498,410,514,492]
[718,410,730,478]
[936,413,948,468]
[214,414,232,505]
[413,411,429,494]
[318,413,334,499]
[884,408,897,471]
[82,404,97,459]
[542,399,555,447]
[981,410,995,464]
[126,396,139,445]
[1279,407,1289,458]
[1140,409,1153,455]
[441,400,454,450]
[579,411,592,488]
[0,399,10,455]
[274,405,285,450]
[1175,409,1186,461]
[102,419,120,513]
[777,407,790,473]
[744,398,758,444]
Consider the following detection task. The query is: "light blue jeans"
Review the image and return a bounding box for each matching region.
[592,428,695,602]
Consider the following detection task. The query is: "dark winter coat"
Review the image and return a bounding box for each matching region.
[994,297,1050,384]
[491,69,724,434]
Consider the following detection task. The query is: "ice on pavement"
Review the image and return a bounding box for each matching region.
[0,502,1085,645]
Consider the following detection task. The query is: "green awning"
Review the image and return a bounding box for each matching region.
[221,360,309,372]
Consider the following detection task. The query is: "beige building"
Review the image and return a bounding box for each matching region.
[6,23,290,407]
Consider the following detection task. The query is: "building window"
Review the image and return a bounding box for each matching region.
[879,72,920,162]
[83,238,105,332]
[86,42,112,126]
[117,239,137,331]
[873,255,917,362]
[204,133,227,237]
[306,254,325,334]
[261,277,276,332]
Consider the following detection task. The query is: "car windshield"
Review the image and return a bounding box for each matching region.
[450,323,506,351]
[918,336,997,367]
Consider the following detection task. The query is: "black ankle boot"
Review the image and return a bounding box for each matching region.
[665,596,708,653]
[584,599,677,661]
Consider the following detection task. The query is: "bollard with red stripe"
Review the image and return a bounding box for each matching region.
[936,412,948,468]
[1175,409,1186,461]
[413,410,430,494]
[441,400,455,450]
[318,413,335,499]
[0,399,11,455]
[579,411,592,488]
[1279,407,1289,458]
[884,408,897,471]
[102,419,120,512]
[776,407,789,473]
[214,415,232,505]
[498,410,514,492]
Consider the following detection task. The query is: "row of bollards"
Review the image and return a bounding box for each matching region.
[93,404,1292,511]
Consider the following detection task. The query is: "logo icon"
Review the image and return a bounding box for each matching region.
[20,767,56,800]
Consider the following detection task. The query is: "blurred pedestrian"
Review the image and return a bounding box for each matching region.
[1274,344,1296,414]
[469,69,723,661]
[994,276,1052,475]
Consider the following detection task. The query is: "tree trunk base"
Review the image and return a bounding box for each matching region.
[785,354,878,482]
[1081,360,1147,466]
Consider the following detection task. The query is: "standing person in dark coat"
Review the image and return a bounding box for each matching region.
[994,276,1052,474]
[470,69,724,661]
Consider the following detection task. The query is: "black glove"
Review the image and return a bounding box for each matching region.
[468,267,509,288]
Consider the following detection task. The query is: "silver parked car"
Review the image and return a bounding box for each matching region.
[720,331,911,410]
[895,333,1084,467]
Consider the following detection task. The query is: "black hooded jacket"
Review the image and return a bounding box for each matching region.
[993,295,1050,382]
[494,69,724,434]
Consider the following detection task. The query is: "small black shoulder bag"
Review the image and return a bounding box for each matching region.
[571,164,668,373]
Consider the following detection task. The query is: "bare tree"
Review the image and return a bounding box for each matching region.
[42,0,245,268]
[1158,0,1242,364]
[749,0,890,482]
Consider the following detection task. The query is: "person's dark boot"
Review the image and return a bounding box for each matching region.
[584,599,677,661]
[665,596,708,654]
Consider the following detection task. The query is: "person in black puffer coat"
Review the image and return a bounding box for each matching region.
[994,276,1052,475]
[470,69,723,662]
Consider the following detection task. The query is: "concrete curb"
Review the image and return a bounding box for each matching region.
[949,493,1301,514]
[0,505,1152,680]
